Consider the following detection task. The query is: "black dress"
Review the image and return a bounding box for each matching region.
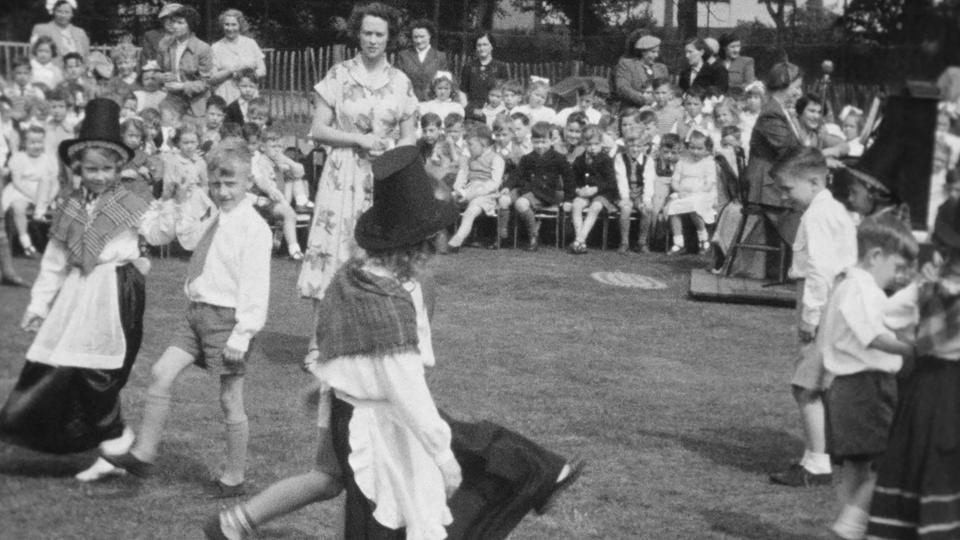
[0,264,145,454]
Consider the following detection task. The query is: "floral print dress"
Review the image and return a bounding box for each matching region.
[297,57,418,299]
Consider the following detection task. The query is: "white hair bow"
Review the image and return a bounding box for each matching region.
[839,105,864,121]
[433,71,453,82]
[47,0,78,14]
[530,75,550,86]
[743,80,766,94]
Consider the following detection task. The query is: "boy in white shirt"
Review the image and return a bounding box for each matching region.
[821,216,918,540]
[105,143,273,498]
[768,146,858,488]
[556,79,602,127]
[615,126,656,252]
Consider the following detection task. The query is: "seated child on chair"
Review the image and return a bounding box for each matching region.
[244,123,304,260]
[446,122,505,251]
[2,125,59,256]
[568,124,618,254]
[665,130,717,254]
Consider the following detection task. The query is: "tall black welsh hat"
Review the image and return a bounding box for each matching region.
[354,146,458,251]
[58,98,133,164]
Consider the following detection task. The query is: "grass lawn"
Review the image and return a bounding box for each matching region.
[0,247,834,539]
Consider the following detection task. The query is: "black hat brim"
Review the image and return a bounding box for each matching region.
[354,201,458,252]
[59,138,134,165]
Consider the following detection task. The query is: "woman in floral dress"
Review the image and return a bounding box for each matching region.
[298,2,418,366]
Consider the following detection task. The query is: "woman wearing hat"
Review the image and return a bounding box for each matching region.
[140,3,181,64]
[206,145,583,540]
[156,4,213,118]
[30,0,90,65]
[395,19,451,102]
[0,98,180,480]
[298,2,419,364]
[615,31,669,109]
[719,33,755,92]
[209,9,267,104]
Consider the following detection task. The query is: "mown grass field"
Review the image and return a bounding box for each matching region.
[0,247,834,539]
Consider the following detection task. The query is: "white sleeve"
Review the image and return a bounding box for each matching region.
[613,155,629,201]
[225,221,272,352]
[27,238,70,318]
[884,282,920,331]
[138,199,179,246]
[642,157,656,206]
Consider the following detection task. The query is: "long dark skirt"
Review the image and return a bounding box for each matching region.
[0,264,145,454]
[331,397,566,540]
[867,357,960,540]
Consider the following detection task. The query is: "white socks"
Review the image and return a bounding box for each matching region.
[801,450,832,474]
[832,505,868,539]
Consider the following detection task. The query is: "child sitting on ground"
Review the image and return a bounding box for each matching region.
[512,78,557,127]
[568,124,618,254]
[105,141,273,498]
[246,124,305,259]
[3,126,59,255]
[665,130,717,254]
[419,71,464,125]
[481,81,506,128]
[446,122,505,251]
[497,120,571,250]
[769,146,857,489]
[821,215,917,540]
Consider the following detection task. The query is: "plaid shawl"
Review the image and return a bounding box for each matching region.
[915,280,960,357]
[49,186,149,275]
[316,263,424,362]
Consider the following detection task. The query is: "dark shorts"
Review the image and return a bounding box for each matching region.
[170,302,252,376]
[825,371,897,463]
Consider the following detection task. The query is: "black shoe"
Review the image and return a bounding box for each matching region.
[210,479,247,499]
[202,515,229,540]
[535,459,586,515]
[102,451,153,479]
[769,463,832,487]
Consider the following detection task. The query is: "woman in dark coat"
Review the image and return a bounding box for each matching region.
[678,38,728,97]
[460,32,509,122]
[394,19,450,102]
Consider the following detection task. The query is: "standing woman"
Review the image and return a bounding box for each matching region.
[298,2,419,366]
[720,33,755,92]
[156,5,213,118]
[210,9,267,104]
[460,32,509,122]
[394,19,449,102]
[678,38,728,97]
[30,0,90,65]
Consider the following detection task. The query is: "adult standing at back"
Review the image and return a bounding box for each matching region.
[614,31,669,109]
[30,0,90,65]
[209,9,266,104]
[460,32,509,122]
[298,2,419,367]
[141,3,180,64]
[394,19,449,102]
[678,38,728,97]
[720,33,756,92]
[156,4,212,118]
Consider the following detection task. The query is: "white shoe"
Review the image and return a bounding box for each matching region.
[75,457,126,482]
[100,427,135,455]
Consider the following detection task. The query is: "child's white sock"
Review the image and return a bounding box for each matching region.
[132,390,172,462]
[801,450,832,474]
[218,506,255,540]
[831,504,868,539]
[672,235,685,248]
[222,416,249,486]
[18,234,32,249]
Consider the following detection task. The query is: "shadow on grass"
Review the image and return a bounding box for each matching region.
[156,450,210,483]
[258,526,317,539]
[703,509,821,540]
[0,445,89,477]
[679,426,802,474]
[257,332,310,366]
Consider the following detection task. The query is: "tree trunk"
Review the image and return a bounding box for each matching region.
[677,0,698,40]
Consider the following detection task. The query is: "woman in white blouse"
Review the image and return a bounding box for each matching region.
[209,9,267,104]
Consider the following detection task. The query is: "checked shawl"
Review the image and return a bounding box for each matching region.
[915,279,960,358]
[316,262,422,362]
[50,186,148,275]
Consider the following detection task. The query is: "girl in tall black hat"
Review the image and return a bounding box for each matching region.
[0,98,181,481]
[205,146,583,540]
[866,200,960,539]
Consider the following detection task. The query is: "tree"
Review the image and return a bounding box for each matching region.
[758,0,797,42]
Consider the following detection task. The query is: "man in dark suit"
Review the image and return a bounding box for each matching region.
[394,19,449,102]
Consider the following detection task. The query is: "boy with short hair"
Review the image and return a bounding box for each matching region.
[568,124,619,254]
[443,112,465,157]
[501,79,523,115]
[672,87,712,142]
[225,69,260,125]
[246,124,305,259]
[105,143,273,498]
[481,81,506,128]
[446,123,505,251]
[616,126,657,252]
[44,87,76,157]
[652,78,683,136]
[498,120,572,250]
[202,95,228,151]
[100,43,141,106]
[821,216,917,539]
[769,146,858,488]
[556,80,602,126]
[246,98,270,129]
[507,111,533,165]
